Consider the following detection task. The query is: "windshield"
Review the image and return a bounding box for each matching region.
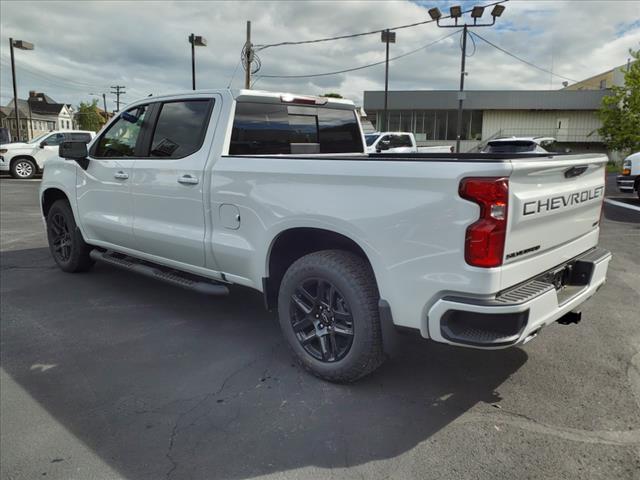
[28,132,52,144]
[365,134,380,146]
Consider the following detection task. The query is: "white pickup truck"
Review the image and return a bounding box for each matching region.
[1,130,94,179]
[617,151,640,198]
[365,131,452,154]
[40,89,611,382]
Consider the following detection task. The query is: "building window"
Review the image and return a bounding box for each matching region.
[599,79,607,89]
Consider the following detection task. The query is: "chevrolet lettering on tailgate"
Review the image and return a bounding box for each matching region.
[523,186,604,216]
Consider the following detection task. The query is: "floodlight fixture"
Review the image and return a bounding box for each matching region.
[428,7,442,20]
[471,6,485,18]
[491,4,506,17]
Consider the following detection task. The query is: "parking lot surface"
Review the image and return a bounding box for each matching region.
[1,176,639,480]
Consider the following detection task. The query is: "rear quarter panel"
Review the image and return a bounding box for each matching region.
[211,156,512,331]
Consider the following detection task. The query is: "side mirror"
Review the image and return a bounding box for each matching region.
[39,141,47,149]
[59,141,89,170]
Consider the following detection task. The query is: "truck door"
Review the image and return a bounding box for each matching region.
[33,132,66,169]
[76,104,150,249]
[129,96,218,268]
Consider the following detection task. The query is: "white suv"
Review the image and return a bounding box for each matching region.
[0,130,94,179]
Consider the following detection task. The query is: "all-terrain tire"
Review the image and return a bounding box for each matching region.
[46,200,95,272]
[277,250,385,383]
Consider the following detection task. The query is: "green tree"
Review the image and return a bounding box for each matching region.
[597,49,640,154]
[76,99,105,132]
[320,92,343,98]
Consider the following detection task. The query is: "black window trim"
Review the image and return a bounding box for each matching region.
[89,103,154,159]
[135,98,215,160]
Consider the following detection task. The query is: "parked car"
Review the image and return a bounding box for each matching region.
[0,130,95,179]
[481,136,557,154]
[365,132,452,154]
[617,151,640,198]
[40,89,611,382]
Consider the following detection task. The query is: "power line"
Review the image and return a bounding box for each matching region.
[256,29,460,80]
[469,31,579,82]
[254,0,509,51]
[0,54,110,91]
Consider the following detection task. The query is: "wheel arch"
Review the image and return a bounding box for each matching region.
[262,227,377,311]
[10,155,37,167]
[41,187,71,217]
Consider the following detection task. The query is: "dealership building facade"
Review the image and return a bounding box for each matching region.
[362,89,609,151]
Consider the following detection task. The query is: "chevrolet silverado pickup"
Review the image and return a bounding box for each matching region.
[40,89,611,382]
[1,130,94,179]
[365,131,452,153]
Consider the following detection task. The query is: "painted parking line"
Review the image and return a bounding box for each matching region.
[604,198,640,212]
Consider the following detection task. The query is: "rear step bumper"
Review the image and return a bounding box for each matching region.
[427,247,611,349]
[90,250,229,296]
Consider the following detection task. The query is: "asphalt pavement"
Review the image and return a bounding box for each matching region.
[1,175,639,480]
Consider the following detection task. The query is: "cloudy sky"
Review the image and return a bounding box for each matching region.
[1,0,638,111]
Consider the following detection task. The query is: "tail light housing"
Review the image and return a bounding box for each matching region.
[459,177,509,268]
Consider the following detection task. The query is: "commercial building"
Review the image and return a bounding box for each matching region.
[363,89,609,151]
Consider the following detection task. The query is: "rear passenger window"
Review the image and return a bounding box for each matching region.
[229,102,363,155]
[149,100,212,158]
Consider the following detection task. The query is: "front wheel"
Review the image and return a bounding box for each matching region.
[277,250,385,383]
[10,158,37,179]
[46,200,95,272]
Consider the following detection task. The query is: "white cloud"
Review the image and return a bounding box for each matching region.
[0,0,638,110]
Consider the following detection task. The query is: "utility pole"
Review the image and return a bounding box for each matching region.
[244,21,252,89]
[102,93,108,119]
[381,29,396,132]
[110,85,126,112]
[455,25,468,155]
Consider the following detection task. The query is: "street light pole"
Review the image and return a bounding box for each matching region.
[9,38,19,141]
[381,29,396,132]
[8,38,34,142]
[190,33,196,90]
[429,4,505,152]
[189,33,207,90]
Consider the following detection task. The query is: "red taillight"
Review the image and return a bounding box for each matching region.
[459,177,509,268]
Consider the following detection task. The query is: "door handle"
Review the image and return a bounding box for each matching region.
[178,175,199,185]
[114,171,129,180]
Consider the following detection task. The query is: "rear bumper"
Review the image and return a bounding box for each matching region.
[427,247,611,349]
[617,174,637,192]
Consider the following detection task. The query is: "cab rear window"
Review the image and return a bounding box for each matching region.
[229,102,363,155]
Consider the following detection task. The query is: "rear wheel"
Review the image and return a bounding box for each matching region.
[10,158,37,179]
[277,250,384,383]
[46,200,94,272]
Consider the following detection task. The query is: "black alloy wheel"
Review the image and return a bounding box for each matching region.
[49,212,72,263]
[290,278,355,362]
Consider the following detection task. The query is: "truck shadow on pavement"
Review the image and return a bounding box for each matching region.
[1,247,528,480]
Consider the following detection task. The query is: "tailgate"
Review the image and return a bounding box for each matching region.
[504,154,606,265]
